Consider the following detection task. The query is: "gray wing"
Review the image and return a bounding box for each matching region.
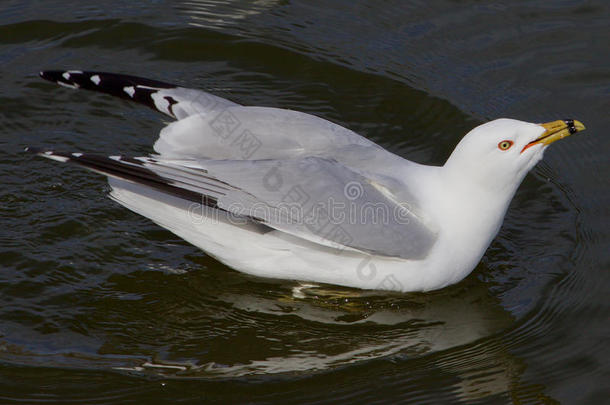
[30,150,438,260]
[152,106,380,160]
[40,70,378,161]
[152,156,437,260]
[204,157,438,259]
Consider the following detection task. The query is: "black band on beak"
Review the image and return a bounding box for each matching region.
[564,119,577,135]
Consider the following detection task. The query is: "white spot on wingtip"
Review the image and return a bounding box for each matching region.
[136,85,160,90]
[62,72,70,80]
[57,81,79,89]
[72,152,83,157]
[43,152,69,163]
[90,75,101,85]
[124,86,135,98]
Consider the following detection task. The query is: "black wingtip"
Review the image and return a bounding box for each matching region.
[39,70,65,81]
[38,69,181,117]
[39,70,64,83]
[31,150,219,206]
[39,69,177,89]
[39,69,87,90]
[25,146,42,154]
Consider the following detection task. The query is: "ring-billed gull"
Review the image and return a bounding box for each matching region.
[28,70,586,292]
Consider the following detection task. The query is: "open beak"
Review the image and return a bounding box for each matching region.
[522,119,586,153]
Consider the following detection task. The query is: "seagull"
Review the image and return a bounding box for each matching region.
[28,70,585,292]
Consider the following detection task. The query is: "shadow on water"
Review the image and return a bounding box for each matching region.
[0,265,549,403]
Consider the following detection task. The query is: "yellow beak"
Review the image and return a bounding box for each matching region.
[522,119,586,153]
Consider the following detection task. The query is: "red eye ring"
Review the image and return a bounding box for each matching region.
[498,140,514,150]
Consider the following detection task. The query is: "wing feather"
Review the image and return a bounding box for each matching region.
[29,149,438,259]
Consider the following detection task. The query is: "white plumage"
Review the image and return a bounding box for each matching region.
[30,70,584,292]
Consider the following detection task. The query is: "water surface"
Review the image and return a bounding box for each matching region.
[1,0,608,403]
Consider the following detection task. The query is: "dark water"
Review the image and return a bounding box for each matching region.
[1,1,609,403]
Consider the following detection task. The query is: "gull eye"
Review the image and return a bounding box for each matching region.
[498,140,513,150]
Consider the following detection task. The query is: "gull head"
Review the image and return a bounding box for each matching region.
[444,118,585,194]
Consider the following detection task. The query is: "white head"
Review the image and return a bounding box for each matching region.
[444,118,585,195]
